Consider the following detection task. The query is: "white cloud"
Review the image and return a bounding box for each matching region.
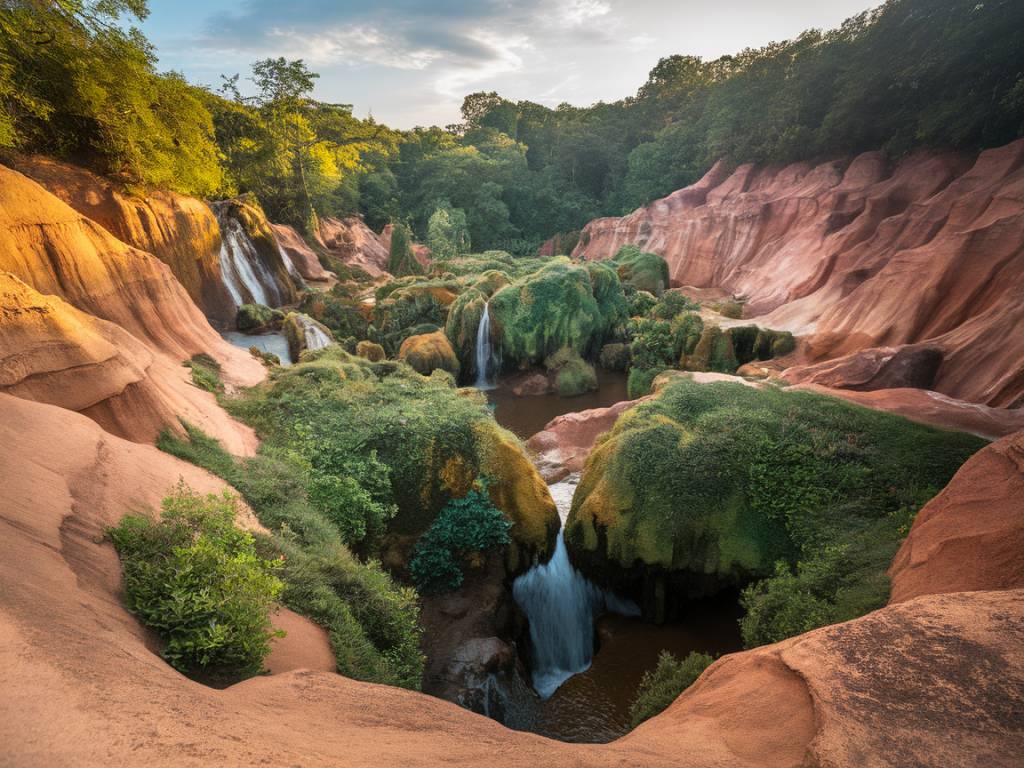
[433,31,531,98]
[559,0,612,26]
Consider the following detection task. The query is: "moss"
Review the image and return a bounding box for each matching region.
[444,287,487,375]
[488,257,626,368]
[298,291,368,340]
[398,331,460,377]
[184,354,223,393]
[370,281,456,355]
[545,347,598,397]
[565,378,985,633]
[627,366,666,398]
[612,245,670,296]
[236,303,284,332]
[599,342,631,371]
[283,312,335,362]
[356,340,386,362]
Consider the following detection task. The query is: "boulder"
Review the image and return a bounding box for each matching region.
[355,340,386,362]
[317,216,391,277]
[784,344,944,392]
[283,313,335,362]
[236,303,284,333]
[398,331,460,377]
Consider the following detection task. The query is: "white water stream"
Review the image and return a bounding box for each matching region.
[512,475,638,699]
[475,301,496,389]
[215,211,283,307]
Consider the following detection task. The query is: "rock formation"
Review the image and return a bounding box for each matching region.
[575,140,1024,408]
[6,155,237,324]
[398,330,461,377]
[1,394,1021,766]
[0,163,263,450]
[526,399,640,482]
[316,216,392,277]
[270,223,333,282]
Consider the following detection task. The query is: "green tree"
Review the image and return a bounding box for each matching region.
[426,201,471,259]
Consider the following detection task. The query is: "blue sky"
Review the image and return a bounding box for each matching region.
[141,0,876,129]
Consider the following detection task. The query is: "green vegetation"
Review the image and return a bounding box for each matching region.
[157,423,424,688]
[184,354,223,393]
[108,484,284,680]
[612,246,670,296]
[387,222,423,277]
[545,347,598,397]
[629,651,715,727]
[426,201,471,260]
[410,487,512,594]
[566,379,985,645]
[236,303,284,332]
[627,366,666,399]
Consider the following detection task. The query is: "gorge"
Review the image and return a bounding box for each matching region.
[2,0,1024,765]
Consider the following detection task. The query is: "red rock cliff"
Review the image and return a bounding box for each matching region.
[575,140,1024,407]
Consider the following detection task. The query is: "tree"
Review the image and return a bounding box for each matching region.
[426,201,470,260]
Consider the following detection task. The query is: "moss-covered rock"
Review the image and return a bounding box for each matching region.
[282,312,335,362]
[370,280,459,355]
[298,289,370,340]
[599,342,631,371]
[399,331,461,377]
[545,347,598,397]
[236,303,284,332]
[565,378,984,628]
[612,245,670,296]
[486,257,628,369]
[228,348,559,572]
[682,324,796,373]
[356,340,386,362]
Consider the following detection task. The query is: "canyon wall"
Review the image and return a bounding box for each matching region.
[0,163,262,450]
[575,140,1024,408]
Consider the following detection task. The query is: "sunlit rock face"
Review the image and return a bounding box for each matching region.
[576,140,1024,408]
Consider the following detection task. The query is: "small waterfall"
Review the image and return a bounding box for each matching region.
[303,322,333,353]
[278,243,308,290]
[512,475,639,699]
[214,208,283,308]
[475,301,496,389]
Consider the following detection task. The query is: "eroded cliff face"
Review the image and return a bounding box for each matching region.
[6,155,237,325]
[1,392,1021,767]
[270,223,332,281]
[0,164,263,450]
[316,215,392,277]
[575,140,1024,408]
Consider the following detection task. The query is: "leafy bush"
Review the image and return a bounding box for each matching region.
[652,292,700,320]
[626,288,658,318]
[629,651,714,727]
[545,347,598,397]
[410,487,512,594]
[236,303,283,332]
[599,342,631,371]
[184,354,223,393]
[630,319,676,369]
[627,366,666,399]
[107,484,284,679]
[157,424,425,688]
[612,245,670,296]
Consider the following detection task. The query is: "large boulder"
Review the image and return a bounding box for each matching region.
[611,245,670,296]
[784,344,944,392]
[565,377,984,622]
[399,331,460,377]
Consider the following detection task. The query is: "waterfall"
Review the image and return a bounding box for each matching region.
[303,322,333,353]
[278,243,308,290]
[214,208,283,308]
[512,475,639,699]
[475,301,495,389]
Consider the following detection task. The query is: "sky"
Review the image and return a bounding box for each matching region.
[141,0,877,129]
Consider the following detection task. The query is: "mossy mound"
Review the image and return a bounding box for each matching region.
[356,340,386,362]
[565,378,984,630]
[444,288,487,376]
[228,348,558,571]
[682,324,795,373]
[485,257,628,370]
[236,303,284,333]
[472,269,512,297]
[599,342,631,372]
[612,245,670,296]
[370,280,458,355]
[545,347,598,397]
[399,331,461,377]
[298,289,369,340]
[282,312,335,362]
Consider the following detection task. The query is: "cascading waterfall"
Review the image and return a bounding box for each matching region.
[214,209,283,308]
[512,475,639,699]
[475,301,496,389]
[278,243,308,290]
[303,322,333,353]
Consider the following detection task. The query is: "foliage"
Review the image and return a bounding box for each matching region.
[156,424,424,688]
[629,651,715,727]
[236,303,283,332]
[566,379,985,643]
[107,483,284,679]
[627,366,666,399]
[545,347,598,397]
[599,342,631,372]
[410,487,512,594]
[612,246,670,296]
[184,354,223,393]
[652,291,700,320]
[387,221,423,277]
[426,200,471,259]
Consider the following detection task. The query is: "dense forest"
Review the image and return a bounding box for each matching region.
[2,0,1022,252]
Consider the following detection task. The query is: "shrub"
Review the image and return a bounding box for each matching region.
[107,484,284,680]
[545,347,598,397]
[184,354,223,393]
[157,424,425,688]
[629,651,714,727]
[627,366,666,398]
[626,288,658,317]
[236,303,283,332]
[410,487,512,594]
[630,319,676,369]
[612,245,670,296]
[652,291,700,320]
[356,340,386,361]
[599,342,631,372]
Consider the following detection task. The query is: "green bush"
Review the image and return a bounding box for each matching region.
[629,651,714,727]
[236,303,283,332]
[599,342,631,372]
[652,292,700,320]
[627,366,666,398]
[184,354,223,393]
[612,245,670,296]
[157,423,425,688]
[545,347,598,397]
[630,319,676,369]
[626,288,658,318]
[107,484,284,679]
[410,487,512,594]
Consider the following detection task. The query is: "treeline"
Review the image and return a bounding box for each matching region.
[3,0,1022,250]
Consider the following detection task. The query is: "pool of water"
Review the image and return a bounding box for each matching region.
[486,369,629,440]
[221,330,292,365]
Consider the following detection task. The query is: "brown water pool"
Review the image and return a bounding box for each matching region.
[485,369,629,440]
[523,594,743,743]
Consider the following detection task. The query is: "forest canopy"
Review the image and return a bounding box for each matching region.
[2,0,1021,244]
